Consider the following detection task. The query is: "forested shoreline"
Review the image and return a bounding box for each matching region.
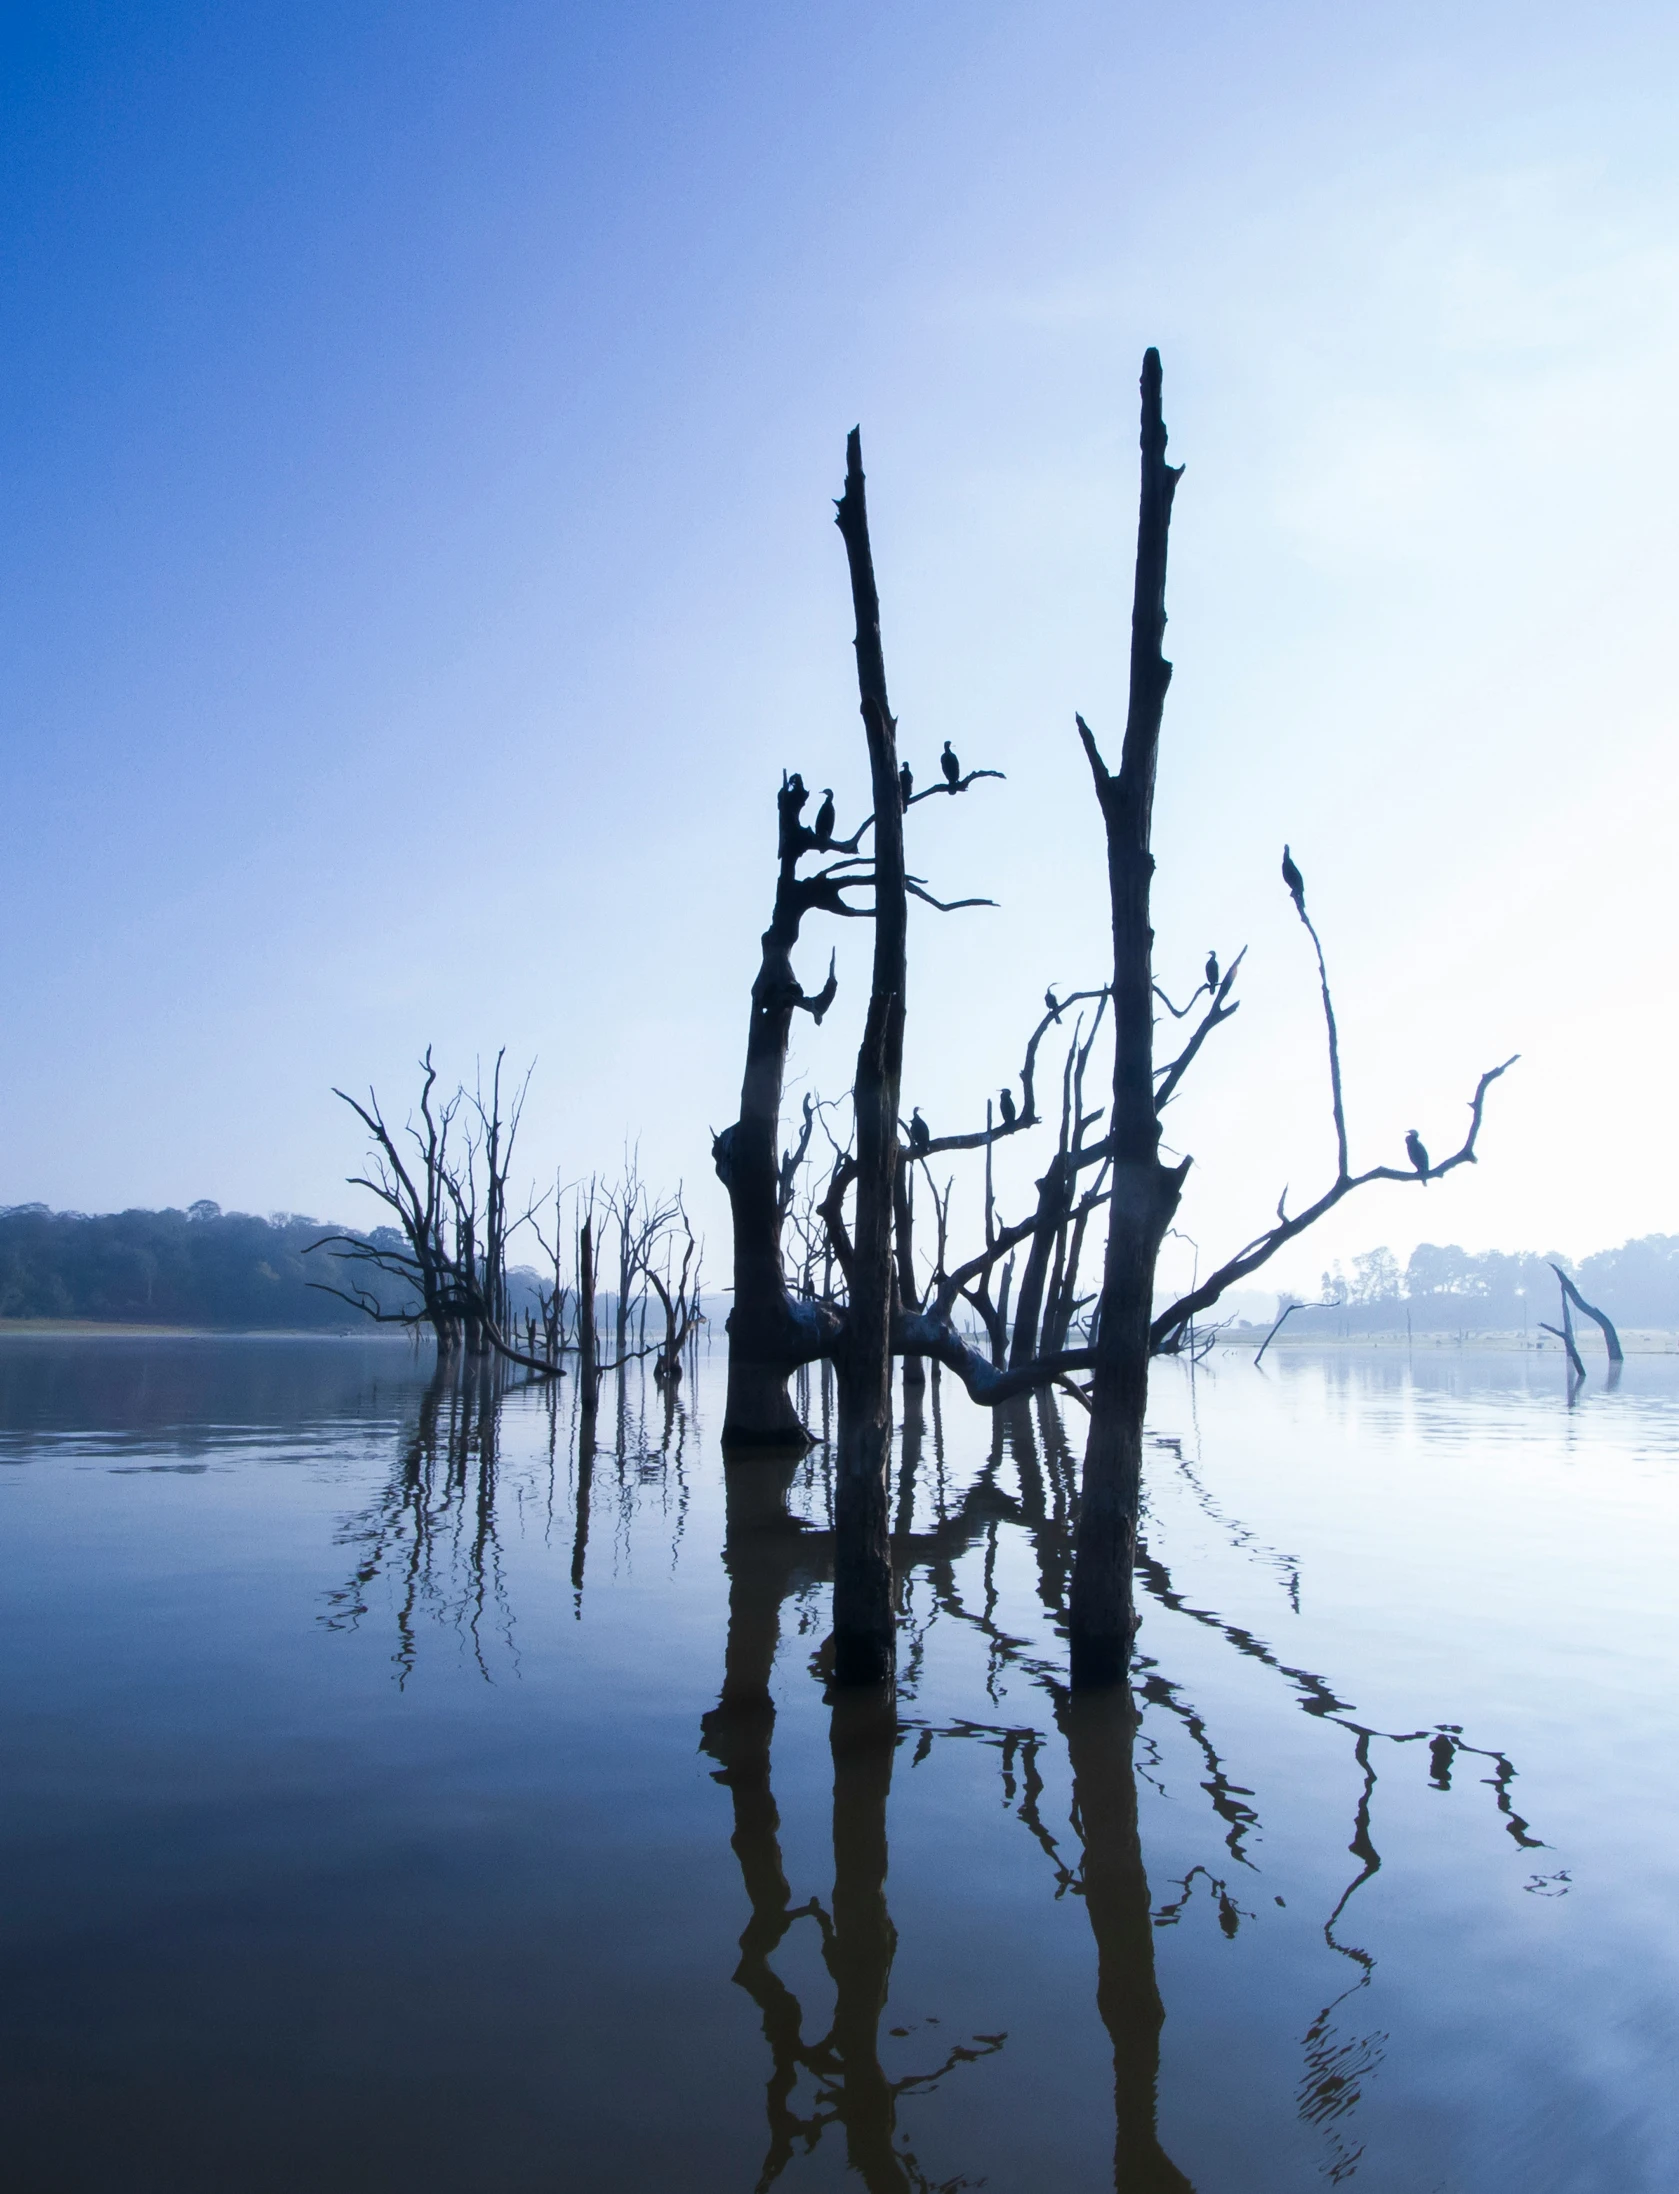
[1268,1236,1679,1335]
[0,1202,550,1331]
[3,1200,1674,1337]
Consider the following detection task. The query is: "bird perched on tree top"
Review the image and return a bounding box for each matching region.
[1044,986,1061,1022]
[1405,1130,1430,1181]
[899,763,914,811]
[1281,845,1306,913]
[1205,950,1220,993]
[941,740,960,788]
[908,1108,931,1155]
[998,1087,1016,1126]
[814,789,835,846]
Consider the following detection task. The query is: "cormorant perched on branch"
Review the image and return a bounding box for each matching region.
[998,1087,1016,1126]
[899,763,913,811]
[1405,1129,1430,1180]
[940,739,960,788]
[814,788,835,846]
[908,1108,931,1155]
[1044,985,1061,1022]
[1205,950,1219,993]
[1281,844,1306,913]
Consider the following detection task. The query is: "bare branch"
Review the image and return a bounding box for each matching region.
[1153,947,1247,1114]
[917,986,1109,1158]
[904,879,997,914]
[1150,1057,1518,1352]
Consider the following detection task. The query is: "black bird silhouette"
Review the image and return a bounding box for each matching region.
[1205,950,1220,993]
[908,1108,931,1155]
[1044,986,1061,1021]
[1405,1129,1430,1180]
[899,762,914,811]
[786,771,807,806]
[1281,844,1306,912]
[814,788,835,846]
[941,739,960,788]
[998,1087,1016,1126]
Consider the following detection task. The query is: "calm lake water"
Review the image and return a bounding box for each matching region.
[2,1336,1675,2193]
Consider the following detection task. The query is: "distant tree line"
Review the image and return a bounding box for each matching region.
[0,1201,553,1330]
[1272,1235,1679,1333]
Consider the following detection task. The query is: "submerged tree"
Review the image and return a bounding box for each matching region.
[719,355,1514,1688]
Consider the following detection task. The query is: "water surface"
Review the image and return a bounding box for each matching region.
[2,1336,1675,2192]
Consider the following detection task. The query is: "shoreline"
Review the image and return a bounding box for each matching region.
[1212,1327,1679,1354]
[0,1321,424,1342]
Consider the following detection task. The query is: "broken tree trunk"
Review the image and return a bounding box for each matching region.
[718,784,842,1448]
[577,1211,600,1417]
[1551,1263,1623,1363]
[1069,351,1191,1689]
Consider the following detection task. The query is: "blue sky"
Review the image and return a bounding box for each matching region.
[4,1,1677,1294]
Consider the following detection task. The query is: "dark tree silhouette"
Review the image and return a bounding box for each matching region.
[711,354,1515,1686]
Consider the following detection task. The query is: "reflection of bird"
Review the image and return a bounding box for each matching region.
[1044,986,1061,1021]
[941,739,960,788]
[1205,950,1219,993]
[814,788,835,845]
[999,1087,1016,1126]
[908,1108,931,1154]
[899,763,913,811]
[1405,1129,1430,1180]
[1281,844,1305,912]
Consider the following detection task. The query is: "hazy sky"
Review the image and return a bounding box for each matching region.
[4,1,1677,1297]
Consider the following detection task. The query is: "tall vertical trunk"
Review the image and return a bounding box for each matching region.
[577,1215,599,1418]
[1070,352,1188,1689]
[832,428,907,1687]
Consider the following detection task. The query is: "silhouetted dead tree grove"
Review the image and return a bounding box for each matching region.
[317,1058,698,1391]
[717,351,1515,1688]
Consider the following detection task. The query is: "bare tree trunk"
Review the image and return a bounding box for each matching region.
[832,427,906,1687]
[577,1212,600,1418]
[1070,352,1189,1689]
[719,781,840,1449]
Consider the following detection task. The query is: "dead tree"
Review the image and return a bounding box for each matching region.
[647,1197,704,1383]
[714,681,1001,1451]
[309,1050,464,1353]
[608,1154,676,1362]
[1062,352,1515,1684]
[317,1049,569,1380]
[733,370,1513,1689]
[527,1170,572,1367]
[1549,1263,1623,1364]
[576,1194,600,1416]
[826,428,911,1685]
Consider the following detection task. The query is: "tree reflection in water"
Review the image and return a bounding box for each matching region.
[701,1376,1193,2192]
[329,1355,1552,2187]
